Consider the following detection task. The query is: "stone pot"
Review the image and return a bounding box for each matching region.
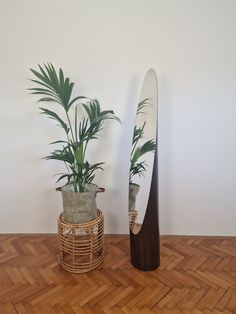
[60,183,104,224]
[129,183,140,211]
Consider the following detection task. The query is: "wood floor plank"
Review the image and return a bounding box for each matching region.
[0,235,235,313]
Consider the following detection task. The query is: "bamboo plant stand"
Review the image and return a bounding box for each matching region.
[58,209,104,273]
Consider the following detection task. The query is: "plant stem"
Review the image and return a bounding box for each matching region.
[75,106,78,142]
[66,111,75,142]
[84,141,88,161]
[65,110,78,193]
[73,175,78,192]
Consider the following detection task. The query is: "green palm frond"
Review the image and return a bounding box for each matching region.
[81,99,120,142]
[44,146,74,165]
[129,161,147,183]
[56,173,74,184]
[83,162,104,185]
[29,63,86,112]
[131,139,156,166]
[136,98,150,115]
[39,107,69,134]
[78,117,89,141]
[132,123,145,146]
[129,98,156,184]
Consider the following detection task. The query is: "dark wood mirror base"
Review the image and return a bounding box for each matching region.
[130,152,160,271]
[130,232,160,271]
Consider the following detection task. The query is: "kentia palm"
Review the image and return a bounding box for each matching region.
[29,63,120,223]
[129,99,156,212]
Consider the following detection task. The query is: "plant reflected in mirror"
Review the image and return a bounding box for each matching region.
[129,98,156,214]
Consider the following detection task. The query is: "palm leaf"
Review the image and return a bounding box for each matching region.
[129,99,156,183]
[131,139,156,166]
[39,107,69,133]
[136,98,150,115]
[68,96,87,109]
[45,146,74,165]
[30,63,77,112]
[56,173,71,183]
[81,99,120,142]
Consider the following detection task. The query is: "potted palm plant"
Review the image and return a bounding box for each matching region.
[129,99,156,213]
[29,63,120,223]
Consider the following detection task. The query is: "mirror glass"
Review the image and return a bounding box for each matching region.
[129,69,158,234]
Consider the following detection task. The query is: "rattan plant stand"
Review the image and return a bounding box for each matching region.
[58,209,104,273]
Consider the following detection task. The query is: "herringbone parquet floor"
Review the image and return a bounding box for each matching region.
[0,235,235,313]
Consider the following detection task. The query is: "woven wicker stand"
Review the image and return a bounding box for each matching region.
[58,209,104,273]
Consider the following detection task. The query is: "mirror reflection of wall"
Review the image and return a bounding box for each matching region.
[129,69,158,228]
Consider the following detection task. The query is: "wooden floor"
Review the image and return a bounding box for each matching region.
[0,235,235,313]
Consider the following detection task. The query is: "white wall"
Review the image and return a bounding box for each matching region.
[0,0,236,235]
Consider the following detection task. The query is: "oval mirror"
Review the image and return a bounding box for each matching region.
[129,69,160,271]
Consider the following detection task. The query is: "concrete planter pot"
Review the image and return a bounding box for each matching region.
[61,184,104,224]
[129,183,140,212]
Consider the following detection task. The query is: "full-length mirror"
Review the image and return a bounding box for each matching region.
[129,69,160,271]
[129,69,158,231]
